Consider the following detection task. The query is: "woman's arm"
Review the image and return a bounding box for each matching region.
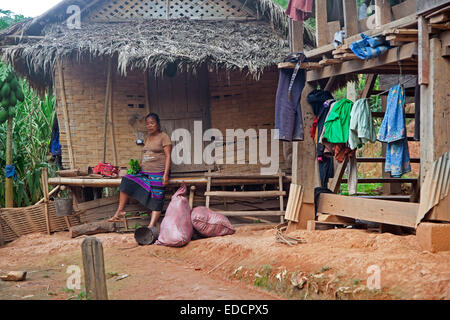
[162,144,172,186]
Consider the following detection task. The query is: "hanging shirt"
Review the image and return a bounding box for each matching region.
[377,84,411,177]
[348,98,377,150]
[285,0,314,22]
[323,99,353,144]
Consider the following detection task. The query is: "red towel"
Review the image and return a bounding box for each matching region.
[285,0,314,21]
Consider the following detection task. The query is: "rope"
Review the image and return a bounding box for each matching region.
[274,222,306,246]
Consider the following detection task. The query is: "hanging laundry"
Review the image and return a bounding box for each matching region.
[350,34,390,60]
[307,90,335,187]
[377,84,411,177]
[323,99,353,144]
[348,98,377,150]
[275,61,306,141]
[285,0,313,22]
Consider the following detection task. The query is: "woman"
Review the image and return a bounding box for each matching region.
[108,113,172,228]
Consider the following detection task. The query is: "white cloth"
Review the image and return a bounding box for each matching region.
[348,98,377,150]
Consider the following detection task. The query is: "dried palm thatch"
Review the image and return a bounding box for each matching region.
[0,0,316,91]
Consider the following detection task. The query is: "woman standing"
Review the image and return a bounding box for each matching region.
[108,113,172,228]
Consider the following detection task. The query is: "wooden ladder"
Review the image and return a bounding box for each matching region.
[204,169,286,223]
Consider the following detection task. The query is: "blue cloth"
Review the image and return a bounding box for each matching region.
[5,164,18,181]
[377,84,411,177]
[350,34,390,60]
[49,117,62,156]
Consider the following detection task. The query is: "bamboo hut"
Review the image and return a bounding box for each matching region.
[0,0,316,176]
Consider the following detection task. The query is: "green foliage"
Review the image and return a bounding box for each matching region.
[127,158,141,175]
[0,9,28,31]
[272,0,289,9]
[0,64,57,207]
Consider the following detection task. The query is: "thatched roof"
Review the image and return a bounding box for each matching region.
[0,0,316,90]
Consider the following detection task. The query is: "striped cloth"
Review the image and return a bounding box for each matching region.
[120,171,166,211]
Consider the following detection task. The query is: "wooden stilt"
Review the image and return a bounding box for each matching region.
[41,168,51,235]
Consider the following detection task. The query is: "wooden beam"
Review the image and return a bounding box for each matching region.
[315,0,328,47]
[289,19,304,52]
[358,74,377,99]
[307,42,418,81]
[204,191,286,198]
[56,60,75,169]
[102,57,112,163]
[343,0,358,37]
[41,168,51,235]
[317,193,419,228]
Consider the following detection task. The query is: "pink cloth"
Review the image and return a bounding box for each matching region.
[191,207,235,237]
[285,0,314,21]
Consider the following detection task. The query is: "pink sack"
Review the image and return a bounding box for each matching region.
[155,184,193,247]
[191,206,235,237]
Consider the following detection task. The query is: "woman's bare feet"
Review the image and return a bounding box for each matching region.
[108,210,126,222]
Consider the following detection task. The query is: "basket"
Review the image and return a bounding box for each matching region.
[54,198,74,217]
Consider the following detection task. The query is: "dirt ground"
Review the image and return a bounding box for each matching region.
[0,224,449,300]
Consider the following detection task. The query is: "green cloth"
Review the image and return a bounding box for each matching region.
[323,99,353,144]
[348,98,377,150]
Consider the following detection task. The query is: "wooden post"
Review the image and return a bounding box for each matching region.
[418,16,430,85]
[107,64,118,165]
[41,167,51,235]
[144,70,151,114]
[0,219,4,246]
[343,0,359,37]
[375,0,391,28]
[56,59,75,169]
[102,57,112,163]
[189,185,196,209]
[315,0,328,47]
[5,115,13,208]
[81,237,108,300]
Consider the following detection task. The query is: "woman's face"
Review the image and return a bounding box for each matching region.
[146,116,159,134]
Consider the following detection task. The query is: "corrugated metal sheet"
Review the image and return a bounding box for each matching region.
[416,150,450,227]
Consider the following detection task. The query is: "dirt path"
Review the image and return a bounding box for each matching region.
[0,225,449,300]
[0,231,281,300]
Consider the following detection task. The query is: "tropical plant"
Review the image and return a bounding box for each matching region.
[0,12,57,207]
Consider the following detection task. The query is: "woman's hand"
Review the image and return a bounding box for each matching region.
[162,173,169,186]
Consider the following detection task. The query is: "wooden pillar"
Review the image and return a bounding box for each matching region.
[374,0,391,27]
[315,0,328,47]
[420,37,450,184]
[343,0,359,37]
[56,59,75,170]
[41,168,51,235]
[418,16,430,85]
[81,237,108,300]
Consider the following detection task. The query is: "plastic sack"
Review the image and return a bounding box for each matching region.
[191,206,235,237]
[155,184,193,247]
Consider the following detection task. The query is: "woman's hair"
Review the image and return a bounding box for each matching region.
[145,112,161,132]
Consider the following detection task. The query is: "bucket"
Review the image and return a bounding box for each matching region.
[134,226,159,245]
[54,198,73,217]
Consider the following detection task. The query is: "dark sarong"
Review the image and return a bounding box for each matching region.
[120,171,165,212]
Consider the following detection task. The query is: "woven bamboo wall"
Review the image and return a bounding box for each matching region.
[208,67,289,174]
[54,57,287,174]
[54,57,148,170]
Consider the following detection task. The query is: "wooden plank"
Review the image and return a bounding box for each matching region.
[428,195,450,222]
[289,19,304,52]
[391,0,416,20]
[81,237,108,300]
[328,155,349,194]
[315,0,328,47]
[358,74,377,99]
[212,210,285,216]
[317,193,419,228]
[205,191,286,198]
[327,21,341,43]
[307,42,418,81]
[343,0,358,37]
[278,62,322,70]
[429,12,450,24]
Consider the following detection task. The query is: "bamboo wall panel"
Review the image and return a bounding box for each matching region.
[87,0,255,21]
[0,202,82,242]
